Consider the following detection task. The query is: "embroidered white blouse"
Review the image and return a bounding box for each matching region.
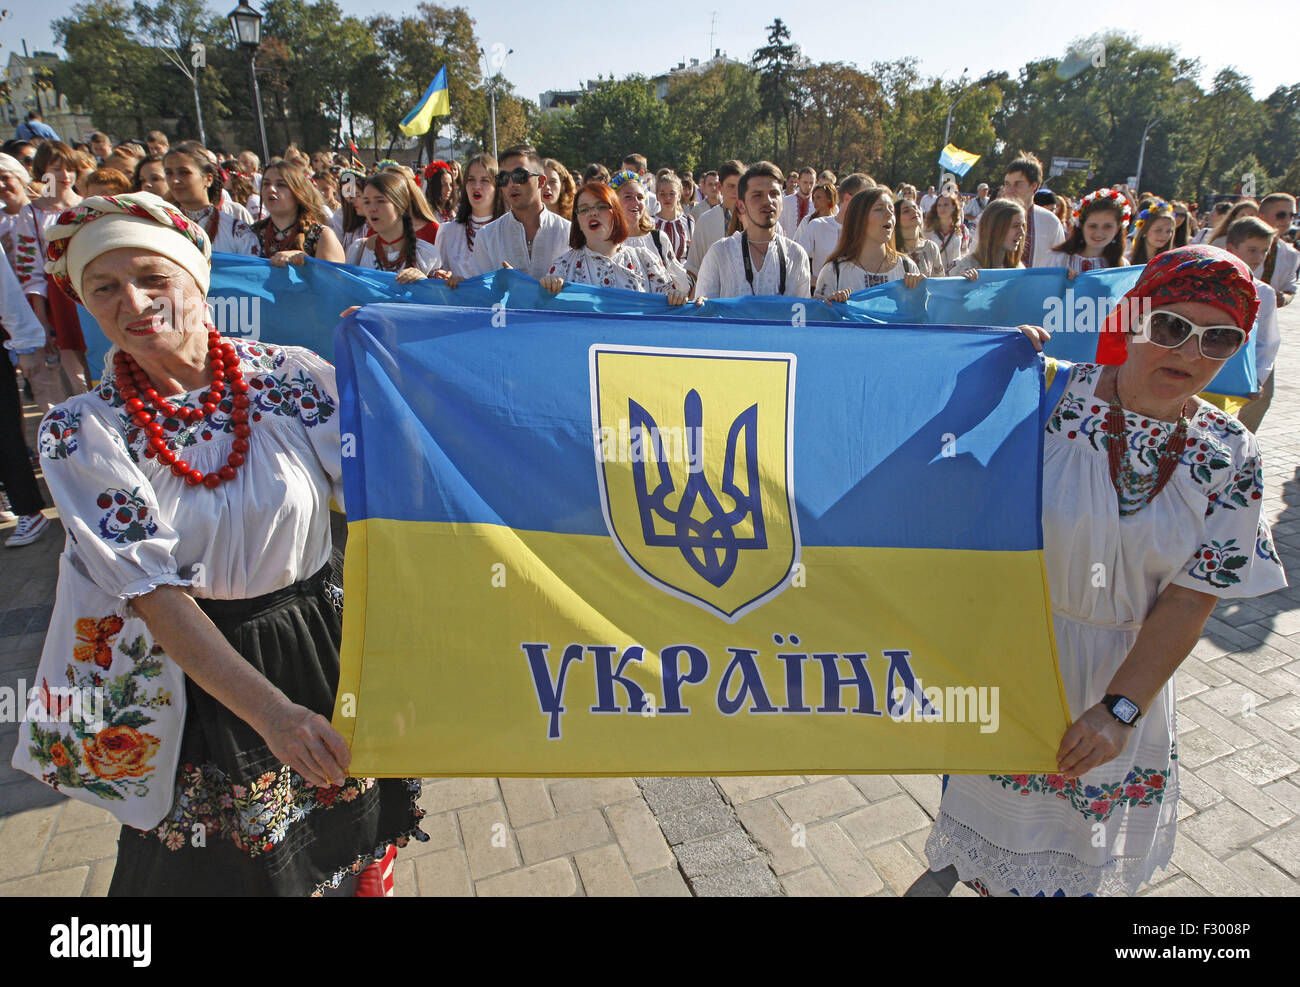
[813,255,918,297]
[928,360,1287,896]
[345,236,442,275]
[183,206,259,256]
[546,243,674,294]
[435,216,493,279]
[37,340,342,605]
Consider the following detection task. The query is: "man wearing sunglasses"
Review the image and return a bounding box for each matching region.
[472,145,571,279]
[1256,193,1298,308]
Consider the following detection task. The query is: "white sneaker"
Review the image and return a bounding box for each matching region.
[0,488,14,523]
[5,513,49,547]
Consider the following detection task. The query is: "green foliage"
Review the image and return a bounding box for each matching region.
[531,76,675,172]
[664,62,766,172]
[42,8,1300,203]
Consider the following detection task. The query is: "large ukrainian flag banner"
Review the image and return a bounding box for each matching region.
[331,303,1072,776]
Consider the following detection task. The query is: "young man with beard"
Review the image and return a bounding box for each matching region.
[686,159,745,286]
[473,145,572,278]
[695,161,811,299]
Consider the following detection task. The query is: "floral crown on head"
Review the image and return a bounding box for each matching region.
[608,170,641,192]
[423,160,453,181]
[1135,199,1174,232]
[1072,187,1132,225]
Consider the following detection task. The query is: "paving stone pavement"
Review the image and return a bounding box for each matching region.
[2,310,1299,896]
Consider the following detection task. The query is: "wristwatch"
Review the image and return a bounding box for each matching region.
[1102,693,1141,726]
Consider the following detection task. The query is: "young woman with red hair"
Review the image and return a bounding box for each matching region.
[540,182,688,303]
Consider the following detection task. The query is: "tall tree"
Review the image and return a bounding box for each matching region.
[799,62,884,176]
[752,19,800,163]
[53,1,161,137]
[664,61,765,172]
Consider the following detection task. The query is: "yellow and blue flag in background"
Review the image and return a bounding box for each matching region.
[330,302,1073,777]
[399,66,450,137]
[939,143,981,178]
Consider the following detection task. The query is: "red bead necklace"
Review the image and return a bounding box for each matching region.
[113,329,252,489]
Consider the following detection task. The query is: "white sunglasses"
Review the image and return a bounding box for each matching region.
[1134,309,1246,361]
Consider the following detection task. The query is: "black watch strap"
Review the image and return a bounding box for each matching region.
[1102,693,1141,726]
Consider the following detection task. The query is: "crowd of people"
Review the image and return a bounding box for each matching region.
[0,117,1293,897]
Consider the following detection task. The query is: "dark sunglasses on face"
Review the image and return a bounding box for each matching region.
[496,167,541,187]
[1137,310,1246,361]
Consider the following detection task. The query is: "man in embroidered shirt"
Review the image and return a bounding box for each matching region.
[686,159,745,284]
[695,161,811,299]
[779,167,817,237]
[473,145,572,279]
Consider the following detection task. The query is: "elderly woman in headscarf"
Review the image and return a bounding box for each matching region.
[11,192,425,895]
[927,245,1287,896]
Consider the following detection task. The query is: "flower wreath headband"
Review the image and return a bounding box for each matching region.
[1072,187,1133,225]
[423,160,454,182]
[1135,199,1174,233]
[608,170,641,192]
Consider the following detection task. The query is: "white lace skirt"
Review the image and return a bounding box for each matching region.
[925,614,1179,896]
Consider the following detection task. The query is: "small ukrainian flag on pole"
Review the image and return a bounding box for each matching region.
[938,143,981,178]
[399,66,451,137]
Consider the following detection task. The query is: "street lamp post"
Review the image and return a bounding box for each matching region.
[940,70,995,187]
[1133,117,1160,196]
[479,46,513,160]
[229,1,270,164]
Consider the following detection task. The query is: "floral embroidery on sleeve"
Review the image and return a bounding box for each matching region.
[1188,538,1250,587]
[39,408,81,460]
[1205,454,1263,516]
[1256,526,1281,564]
[96,487,159,544]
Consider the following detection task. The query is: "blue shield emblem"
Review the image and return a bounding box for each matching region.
[590,345,799,621]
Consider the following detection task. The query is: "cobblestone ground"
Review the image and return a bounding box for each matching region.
[2,310,1299,897]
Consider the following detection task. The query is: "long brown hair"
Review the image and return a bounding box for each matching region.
[1051,192,1127,266]
[925,190,961,236]
[825,187,899,269]
[455,153,503,224]
[544,158,577,219]
[165,140,222,206]
[972,199,1025,269]
[1128,202,1177,265]
[255,158,329,253]
[892,195,925,252]
[362,171,418,268]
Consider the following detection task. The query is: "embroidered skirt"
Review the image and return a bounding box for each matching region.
[107,565,425,896]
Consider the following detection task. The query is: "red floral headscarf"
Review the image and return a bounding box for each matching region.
[1096,244,1260,365]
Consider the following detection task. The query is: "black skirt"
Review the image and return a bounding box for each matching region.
[107,564,426,896]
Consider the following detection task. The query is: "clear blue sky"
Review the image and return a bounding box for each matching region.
[5,0,1295,105]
